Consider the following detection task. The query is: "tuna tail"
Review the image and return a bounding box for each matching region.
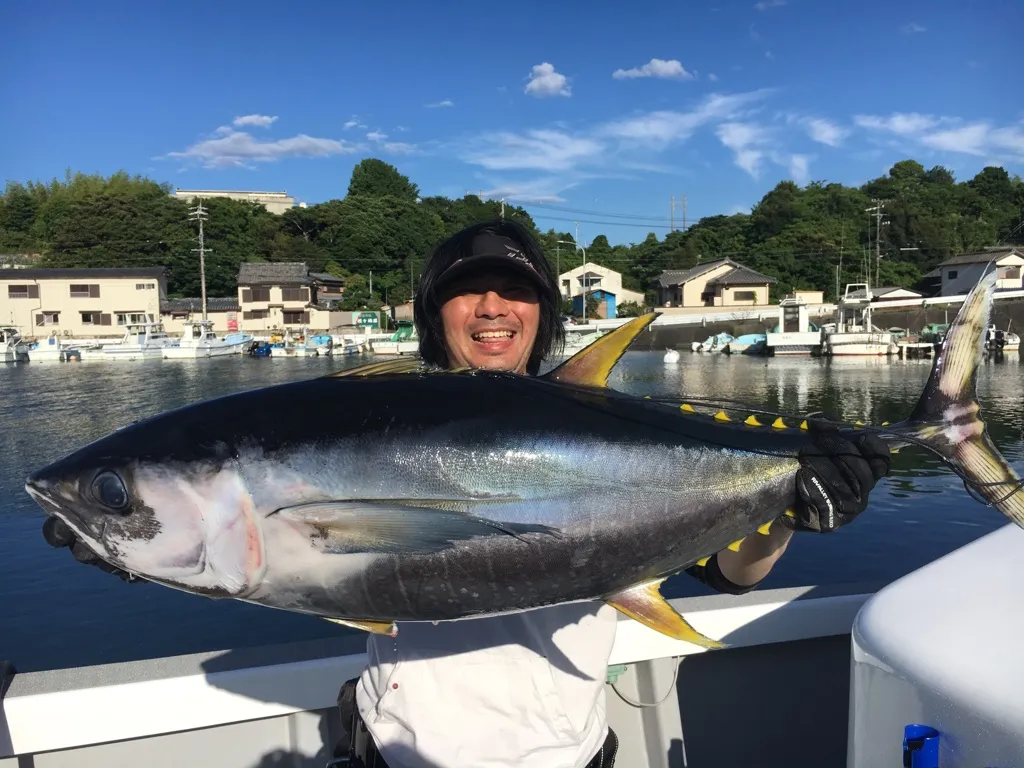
[890,267,1024,528]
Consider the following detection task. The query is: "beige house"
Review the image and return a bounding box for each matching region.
[654,259,775,308]
[0,267,167,339]
[558,262,646,318]
[237,263,347,333]
[937,247,1024,297]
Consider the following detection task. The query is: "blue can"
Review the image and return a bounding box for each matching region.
[903,724,940,768]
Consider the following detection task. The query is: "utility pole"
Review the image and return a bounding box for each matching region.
[500,198,505,219]
[682,194,687,231]
[864,200,888,289]
[670,196,675,232]
[188,202,210,320]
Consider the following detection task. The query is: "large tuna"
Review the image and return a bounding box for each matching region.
[25,270,1024,648]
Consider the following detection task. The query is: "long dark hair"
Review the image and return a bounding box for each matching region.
[414,219,565,375]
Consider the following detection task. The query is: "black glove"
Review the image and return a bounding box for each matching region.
[41,516,140,583]
[783,428,891,533]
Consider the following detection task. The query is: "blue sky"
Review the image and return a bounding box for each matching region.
[2,0,1020,246]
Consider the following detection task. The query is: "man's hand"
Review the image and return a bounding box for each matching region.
[783,429,891,533]
[41,516,140,583]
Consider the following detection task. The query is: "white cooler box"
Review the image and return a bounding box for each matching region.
[848,522,1024,767]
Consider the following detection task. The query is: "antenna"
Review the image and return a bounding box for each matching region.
[188,202,210,321]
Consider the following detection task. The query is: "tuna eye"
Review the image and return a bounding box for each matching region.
[92,471,129,511]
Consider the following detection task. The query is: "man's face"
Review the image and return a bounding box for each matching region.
[438,268,541,374]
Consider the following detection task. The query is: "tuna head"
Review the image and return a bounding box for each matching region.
[26,435,265,598]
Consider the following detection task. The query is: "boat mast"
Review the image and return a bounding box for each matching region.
[189,201,211,321]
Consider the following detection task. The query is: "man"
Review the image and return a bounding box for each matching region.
[42,219,890,768]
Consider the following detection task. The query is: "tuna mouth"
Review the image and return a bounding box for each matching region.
[471,329,517,342]
[25,477,108,552]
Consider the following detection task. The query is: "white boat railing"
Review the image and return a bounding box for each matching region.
[0,582,878,760]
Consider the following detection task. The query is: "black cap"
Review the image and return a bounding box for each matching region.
[433,230,549,294]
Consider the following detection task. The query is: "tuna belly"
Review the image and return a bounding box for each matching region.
[242,473,797,623]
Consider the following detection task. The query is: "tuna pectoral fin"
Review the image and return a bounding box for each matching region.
[606,581,726,650]
[275,501,560,555]
[892,269,1024,528]
[325,358,425,378]
[543,313,659,389]
[324,617,398,637]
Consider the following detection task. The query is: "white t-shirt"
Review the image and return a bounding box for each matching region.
[355,600,619,768]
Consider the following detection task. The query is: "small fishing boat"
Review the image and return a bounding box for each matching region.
[163,320,253,359]
[0,327,30,363]
[724,333,766,355]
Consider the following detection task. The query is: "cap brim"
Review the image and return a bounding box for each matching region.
[434,254,545,294]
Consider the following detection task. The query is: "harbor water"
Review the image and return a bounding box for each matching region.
[2,351,1022,673]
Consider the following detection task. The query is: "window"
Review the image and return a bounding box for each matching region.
[35,312,59,326]
[243,310,269,320]
[734,290,757,301]
[282,287,309,302]
[241,287,271,303]
[283,310,310,324]
[81,312,112,326]
[947,270,958,279]
[116,313,148,325]
[70,284,100,298]
[136,283,156,290]
[7,284,39,299]
[998,266,1021,280]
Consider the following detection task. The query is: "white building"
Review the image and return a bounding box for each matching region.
[557,262,646,318]
[172,190,297,215]
[937,247,1024,296]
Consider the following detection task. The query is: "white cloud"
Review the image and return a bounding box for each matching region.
[612,58,693,80]
[462,129,603,171]
[478,178,575,204]
[854,112,1024,163]
[426,99,454,108]
[708,73,719,82]
[599,90,771,145]
[717,122,771,176]
[367,130,388,142]
[383,142,417,155]
[166,127,360,169]
[901,22,927,33]
[524,62,571,98]
[233,114,278,128]
[803,117,849,147]
[786,153,811,183]
[754,0,786,8]
[854,112,941,135]
[343,118,367,130]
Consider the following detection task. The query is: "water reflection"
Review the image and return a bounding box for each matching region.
[1,351,1022,672]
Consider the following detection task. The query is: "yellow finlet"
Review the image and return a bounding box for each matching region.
[695,556,711,567]
[757,520,773,535]
[544,313,659,389]
[324,617,399,637]
[726,538,744,552]
[799,420,809,431]
[882,421,890,426]
[783,508,797,520]
[606,580,725,649]
[744,415,762,427]
[772,417,787,429]
[714,410,731,422]
[681,403,696,413]
[327,359,424,378]
[855,420,865,426]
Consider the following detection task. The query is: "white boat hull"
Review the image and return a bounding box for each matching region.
[823,332,895,356]
[163,342,248,359]
[765,331,822,356]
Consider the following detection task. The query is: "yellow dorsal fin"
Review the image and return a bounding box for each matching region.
[744,415,762,427]
[606,580,725,649]
[544,313,659,388]
[324,617,398,636]
[714,410,730,422]
[772,417,787,429]
[327,359,425,378]
[681,403,696,413]
[695,556,711,567]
